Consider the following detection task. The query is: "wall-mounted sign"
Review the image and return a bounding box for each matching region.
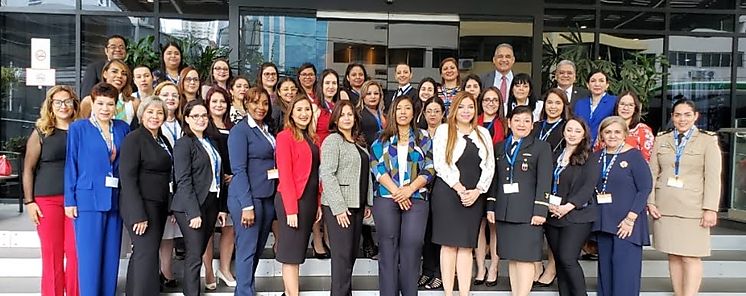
[30,38,51,70]
[25,68,56,87]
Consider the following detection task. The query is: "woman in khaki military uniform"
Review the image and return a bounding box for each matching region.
[648,99,721,296]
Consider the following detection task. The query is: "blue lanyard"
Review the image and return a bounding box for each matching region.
[485,118,496,132]
[156,136,172,160]
[373,110,383,131]
[504,137,523,183]
[90,117,115,174]
[598,144,624,193]
[539,119,563,141]
[673,127,695,177]
[552,150,567,194]
[163,121,179,143]
[198,137,221,191]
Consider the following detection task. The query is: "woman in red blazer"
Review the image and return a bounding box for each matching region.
[275,95,321,296]
[474,86,506,286]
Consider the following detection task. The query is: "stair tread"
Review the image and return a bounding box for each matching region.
[1,276,745,293]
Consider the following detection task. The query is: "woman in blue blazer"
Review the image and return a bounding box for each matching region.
[228,87,277,296]
[572,70,617,144]
[64,82,130,296]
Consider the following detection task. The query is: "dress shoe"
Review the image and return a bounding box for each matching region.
[217,269,237,287]
[473,268,487,285]
[205,280,217,291]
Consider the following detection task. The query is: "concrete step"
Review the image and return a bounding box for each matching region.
[1,253,746,278]
[0,276,745,295]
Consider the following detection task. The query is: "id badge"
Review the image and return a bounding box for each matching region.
[267,169,279,180]
[169,182,174,194]
[503,183,519,194]
[667,177,684,188]
[597,193,613,204]
[548,194,563,206]
[105,176,119,188]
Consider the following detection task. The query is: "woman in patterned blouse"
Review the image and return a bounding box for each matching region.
[593,91,654,162]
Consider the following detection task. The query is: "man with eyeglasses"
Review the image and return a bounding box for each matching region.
[81,35,128,98]
[554,59,589,112]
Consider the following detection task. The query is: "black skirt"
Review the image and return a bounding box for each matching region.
[431,135,484,248]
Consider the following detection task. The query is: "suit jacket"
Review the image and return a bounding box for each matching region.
[488,136,553,223]
[547,152,599,226]
[171,135,223,220]
[64,118,130,211]
[81,59,106,98]
[320,133,374,216]
[276,129,319,215]
[228,117,277,210]
[566,86,590,112]
[384,85,417,114]
[573,93,617,142]
[119,127,173,226]
[648,129,722,218]
[531,120,565,153]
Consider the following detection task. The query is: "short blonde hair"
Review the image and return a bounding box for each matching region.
[598,116,629,142]
[137,96,167,120]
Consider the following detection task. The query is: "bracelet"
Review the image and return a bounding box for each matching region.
[23,200,35,205]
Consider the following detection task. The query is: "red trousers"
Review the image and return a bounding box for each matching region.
[36,196,79,296]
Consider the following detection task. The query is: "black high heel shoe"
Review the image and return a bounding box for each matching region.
[473,268,487,286]
[312,240,329,259]
[485,266,498,287]
[532,272,556,288]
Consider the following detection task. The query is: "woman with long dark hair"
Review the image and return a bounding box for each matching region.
[506,73,543,121]
[340,63,367,106]
[154,41,184,84]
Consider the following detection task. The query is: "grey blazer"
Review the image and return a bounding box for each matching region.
[320,133,374,216]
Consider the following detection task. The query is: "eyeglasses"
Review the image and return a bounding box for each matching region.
[106,45,125,51]
[263,72,278,77]
[52,99,74,108]
[184,77,200,83]
[299,73,315,77]
[557,71,575,76]
[188,113,209,120]
[483,98,500,104]
[213,67,230,72]
[619,103,636,109]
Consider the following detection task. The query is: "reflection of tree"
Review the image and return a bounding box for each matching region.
[240,19,265,82]
[167,35,232,82]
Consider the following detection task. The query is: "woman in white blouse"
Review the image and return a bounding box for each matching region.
[431,91,495,296]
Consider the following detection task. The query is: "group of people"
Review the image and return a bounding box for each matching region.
[20,35,722,296]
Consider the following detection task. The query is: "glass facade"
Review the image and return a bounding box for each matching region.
[1,0,745,209]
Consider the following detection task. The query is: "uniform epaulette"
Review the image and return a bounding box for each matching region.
[699,128,717,136]
[657,129,673,137]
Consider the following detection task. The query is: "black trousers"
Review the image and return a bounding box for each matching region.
[323,206,363,296]
[421,202,440,278]
[545,222,593,296]
[125,200,168,296]
[174,193,219,296]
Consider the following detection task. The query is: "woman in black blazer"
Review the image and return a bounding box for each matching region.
[545,117,599,295]
[487,105,552,296]
[120,96,173,296]
[172,100,227,296]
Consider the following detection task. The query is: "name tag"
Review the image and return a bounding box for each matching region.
[597,193,613,204]
[267,169,279,180]
[667,177,684,188]
[105,176,119,188]
[548,194,563,206]
[169,182,174,193]
[503,183,519,194]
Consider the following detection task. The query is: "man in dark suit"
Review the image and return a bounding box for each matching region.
[384,63,417,113]
[555,59,590,112]
[480,43,515,116]
[81,35,128,98]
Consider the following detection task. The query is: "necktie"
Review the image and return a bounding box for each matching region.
[397,88,404,97]
[500,76,508,103]
[677,133,685,145]
[510,141,518,156]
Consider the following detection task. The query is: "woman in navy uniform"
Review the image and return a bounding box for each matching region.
[487,105,552,296]
[592,116,652,296]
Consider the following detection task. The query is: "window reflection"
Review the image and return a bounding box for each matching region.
[601,11,665,30]
[1,0,75,11]
[81,0,153,12]
[1,13,76,143]
[544,9,595,29]
[671,13,734,32]
[81,16,155,75]
[666,36,733,131]
[671,0,735,9]
[459,20,533,76]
